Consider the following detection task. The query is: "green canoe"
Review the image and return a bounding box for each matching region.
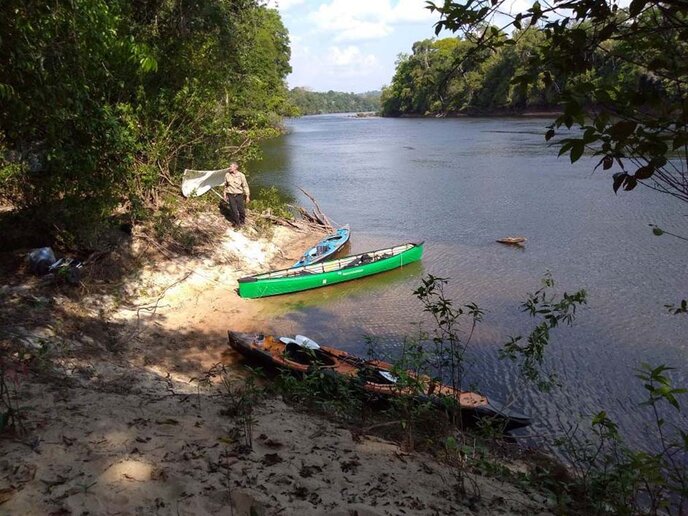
[238,242,424,299]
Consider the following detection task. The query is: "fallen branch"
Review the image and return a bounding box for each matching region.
[297,188,333,230]
[259,213,307,231]
[120,271,192,344]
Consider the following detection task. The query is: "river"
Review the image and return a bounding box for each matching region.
[250,114,687,447]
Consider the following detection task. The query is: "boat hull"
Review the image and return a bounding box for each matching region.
[238,242,423,299]
[293,225,351,268]
[227,331,530,431]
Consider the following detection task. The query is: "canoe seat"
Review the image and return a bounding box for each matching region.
[344,253,373,269]
[284,343,336,367]
[358,367,398,385]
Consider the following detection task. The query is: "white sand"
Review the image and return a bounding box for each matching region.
[0,218,552,515]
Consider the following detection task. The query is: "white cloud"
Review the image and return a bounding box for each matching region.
[283,0,443,91]
[336,22,392,42]
[388,0,436,23]
[328,46,378,68]
[288,42,382,90]
[266,0,306,11]
[503,0,535,15]
[310,0,436,42]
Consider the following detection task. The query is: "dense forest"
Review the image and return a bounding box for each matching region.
[288,88,380,115]
[380,27,641,117]
[0,0,292,243]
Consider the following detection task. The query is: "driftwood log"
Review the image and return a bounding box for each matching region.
[297,188,333,230]
[258,187,334,231]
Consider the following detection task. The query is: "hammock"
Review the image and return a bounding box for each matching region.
[181,167,229,198]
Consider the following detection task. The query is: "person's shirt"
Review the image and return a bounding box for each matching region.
[224,171,250,197]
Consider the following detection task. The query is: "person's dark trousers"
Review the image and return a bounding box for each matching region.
[226,194,246,226]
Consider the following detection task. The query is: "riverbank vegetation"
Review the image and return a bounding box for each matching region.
[1,0,686,513]
[288,87,381,115]
[251,271,685,514]
[378,0,688,511]
[381,33,561,117]
[0,0,293,249]
[385,1,688,207]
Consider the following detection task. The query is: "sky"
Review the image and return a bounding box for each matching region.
[266,0,448,93]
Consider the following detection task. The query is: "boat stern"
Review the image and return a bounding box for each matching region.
[473,400,531,431]
[227,331,259,355]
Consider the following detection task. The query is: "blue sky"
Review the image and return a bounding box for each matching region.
[267,0,448,93]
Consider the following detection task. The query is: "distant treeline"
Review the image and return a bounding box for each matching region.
[288,88,381,115]
[0,1,292,241]
[381,27,645,117]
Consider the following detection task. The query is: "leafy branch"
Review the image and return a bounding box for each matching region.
[501,272,587,391]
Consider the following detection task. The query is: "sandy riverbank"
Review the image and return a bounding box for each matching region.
[0,212,553,515]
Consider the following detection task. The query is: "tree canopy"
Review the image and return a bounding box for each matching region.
[0,0,293,240]
[383,1,688,202]
[380,29,563,116]
[288,88,381,116]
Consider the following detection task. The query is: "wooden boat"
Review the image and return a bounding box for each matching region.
[227,331,531,431]
[238,242,423,299]
[293,225,351,268]
[496,236,527,245]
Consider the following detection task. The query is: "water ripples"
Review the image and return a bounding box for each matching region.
[252,114,688,447]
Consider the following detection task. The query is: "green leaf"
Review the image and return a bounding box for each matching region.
[591,410,608,425]
[570,141,584,163]
[140,56,158,73]
[0,83,14,99]
[602,155,613,170]
[612,172,626,193]
[597,24,616,43]
[650,156,667,168]
[582,128,596,144]
[623,176,637,191]
[629,0,647,17]
[558,140,574,156]
[634,165,654,180]
[545,129,555,141]
[608,120,637,140]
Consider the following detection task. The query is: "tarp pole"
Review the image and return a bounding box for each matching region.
[210,188,225,201]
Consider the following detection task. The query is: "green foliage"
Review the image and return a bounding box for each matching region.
[553,364,688,514]
[246,185,294,237]
[501,272,587,391]
[380,33,556,116]
[251,186,294,220]
[288,88,381,115]
[414,274,484,399]
[423,0,688,202]
[665,299,688,315]
[276,367,363,422]
[219,372,264,450]
[0,1,293,243]
[0,353,28,435]
[384,332,436,452]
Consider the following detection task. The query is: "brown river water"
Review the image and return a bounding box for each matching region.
[249,114,688,448]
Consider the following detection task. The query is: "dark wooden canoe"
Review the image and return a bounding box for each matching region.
[227,331,530,431]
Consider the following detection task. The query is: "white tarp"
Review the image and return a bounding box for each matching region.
[279,336,321,350]
[295,335,321,350]
[181,167,229,197]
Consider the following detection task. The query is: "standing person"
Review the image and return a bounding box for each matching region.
[223,162,250,227]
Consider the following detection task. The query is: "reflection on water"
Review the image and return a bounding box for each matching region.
[249,114,688,449]
[256,259,423,317]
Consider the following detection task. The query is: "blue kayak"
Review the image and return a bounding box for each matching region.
[293,225,351,268]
